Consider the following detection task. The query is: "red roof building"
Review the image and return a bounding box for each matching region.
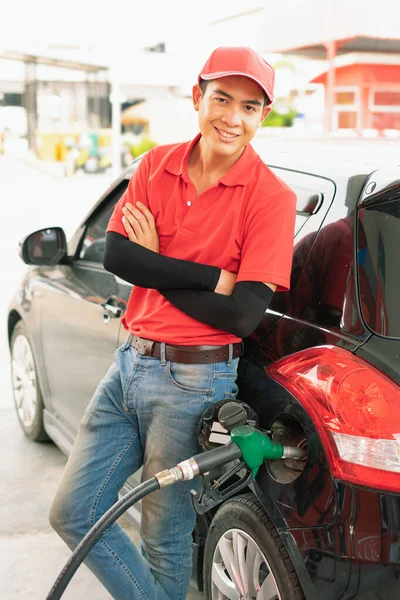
[311,57,400,132]
[256,1,400,132]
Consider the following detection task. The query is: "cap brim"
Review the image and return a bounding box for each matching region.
[199,71,274,104]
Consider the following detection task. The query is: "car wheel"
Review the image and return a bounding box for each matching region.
[10,321,49,442]
[203,494,305,600]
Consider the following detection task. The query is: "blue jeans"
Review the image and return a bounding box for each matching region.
[49,340,239,600]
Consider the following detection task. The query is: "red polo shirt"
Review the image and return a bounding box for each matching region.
[107,133,296,345]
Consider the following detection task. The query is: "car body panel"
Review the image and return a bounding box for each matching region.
[37,263,121,432]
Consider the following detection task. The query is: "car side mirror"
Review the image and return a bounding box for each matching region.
[19,227,67,266]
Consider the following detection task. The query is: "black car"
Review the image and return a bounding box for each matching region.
[8,143,400,600]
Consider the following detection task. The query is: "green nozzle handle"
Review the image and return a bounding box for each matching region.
[231,425,284,477]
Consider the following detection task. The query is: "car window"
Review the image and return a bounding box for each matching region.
[283,173,365,329]
[266,168,335,313]
[253,172,366,364]
[246,168,336,354]
[358,197,400,338]
[79,180,129,263]
[269,167,330,237]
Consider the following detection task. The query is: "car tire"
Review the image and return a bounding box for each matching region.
[203,494,305,600]
[10,321,49,442]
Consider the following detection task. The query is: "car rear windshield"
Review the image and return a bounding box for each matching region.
[357,198,400,338]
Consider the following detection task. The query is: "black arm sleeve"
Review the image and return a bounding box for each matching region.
[103,232,220,291]
[161,281,274,338]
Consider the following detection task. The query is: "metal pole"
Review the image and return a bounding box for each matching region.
[324,41,337,134]
[24,59,38,154]
[111,62,121,179]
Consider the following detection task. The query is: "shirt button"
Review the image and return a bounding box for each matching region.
[187,201,192,206]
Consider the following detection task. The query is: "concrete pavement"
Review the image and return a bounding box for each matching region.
[0,403,116,599]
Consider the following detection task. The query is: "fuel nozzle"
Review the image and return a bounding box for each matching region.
[216,403,296,477]
[156,403,306,488]
[157,424,299,487]
[230,425,283,477]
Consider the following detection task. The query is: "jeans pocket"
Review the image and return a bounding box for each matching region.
[166,362,212,394]
[208,369,239,404]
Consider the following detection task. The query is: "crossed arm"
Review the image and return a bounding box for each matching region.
[103,202,274,337]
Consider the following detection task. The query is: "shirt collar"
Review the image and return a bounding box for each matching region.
[164,133,260,187]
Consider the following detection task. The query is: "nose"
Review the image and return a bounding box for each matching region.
[221,105,241,128]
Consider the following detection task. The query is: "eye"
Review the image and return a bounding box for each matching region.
[244,105,256,112]
[215,97,228,104]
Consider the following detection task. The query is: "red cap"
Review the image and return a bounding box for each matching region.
[198,46,275,105]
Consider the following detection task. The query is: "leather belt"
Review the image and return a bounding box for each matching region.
[130,335,242,364]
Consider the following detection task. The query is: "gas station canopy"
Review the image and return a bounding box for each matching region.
[0,48,107,72]
[276,35,400,59]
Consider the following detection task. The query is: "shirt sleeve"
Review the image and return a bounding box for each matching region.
[104,232,220,291]
[236,188,297,292]
[161,281,274,338]
[106,150,153,236]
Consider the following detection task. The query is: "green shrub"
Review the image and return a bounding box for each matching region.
[128,137,158,158]
[262,107,298,128]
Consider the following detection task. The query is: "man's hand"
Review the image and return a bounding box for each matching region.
[122,202,159,253]
[215,270,237,295]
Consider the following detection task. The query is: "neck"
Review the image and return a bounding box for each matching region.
[190,136,245,179]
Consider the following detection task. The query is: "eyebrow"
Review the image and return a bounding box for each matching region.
[212,88,263,107]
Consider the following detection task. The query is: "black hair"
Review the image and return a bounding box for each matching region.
[199,78,270,107]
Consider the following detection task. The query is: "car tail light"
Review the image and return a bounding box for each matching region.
[267,346,400,492]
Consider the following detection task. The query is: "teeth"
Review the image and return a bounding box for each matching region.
[216,128,237,139]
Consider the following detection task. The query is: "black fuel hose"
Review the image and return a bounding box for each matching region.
[46,442,243,600]
[46,477,159,600]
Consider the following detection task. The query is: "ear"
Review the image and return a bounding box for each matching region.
[192,84,202,111]
[260,104,272,124]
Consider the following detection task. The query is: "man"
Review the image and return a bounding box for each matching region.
[49,47,296,600]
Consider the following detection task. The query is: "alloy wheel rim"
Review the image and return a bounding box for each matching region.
[211,528,282,600]
[11,334,37,428]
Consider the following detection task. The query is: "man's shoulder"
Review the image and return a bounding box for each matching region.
[149,139,190,163]
[252,155,295,198]
[238,149,297,221]
[240,157,296,217]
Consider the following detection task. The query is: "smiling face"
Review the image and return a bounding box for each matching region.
[192,75,271,160]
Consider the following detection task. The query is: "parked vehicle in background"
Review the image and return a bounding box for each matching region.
[8,141,400,599]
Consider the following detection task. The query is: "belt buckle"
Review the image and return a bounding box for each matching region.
[135,337,146,355]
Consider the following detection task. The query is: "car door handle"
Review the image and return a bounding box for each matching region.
[101,302,123,320]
